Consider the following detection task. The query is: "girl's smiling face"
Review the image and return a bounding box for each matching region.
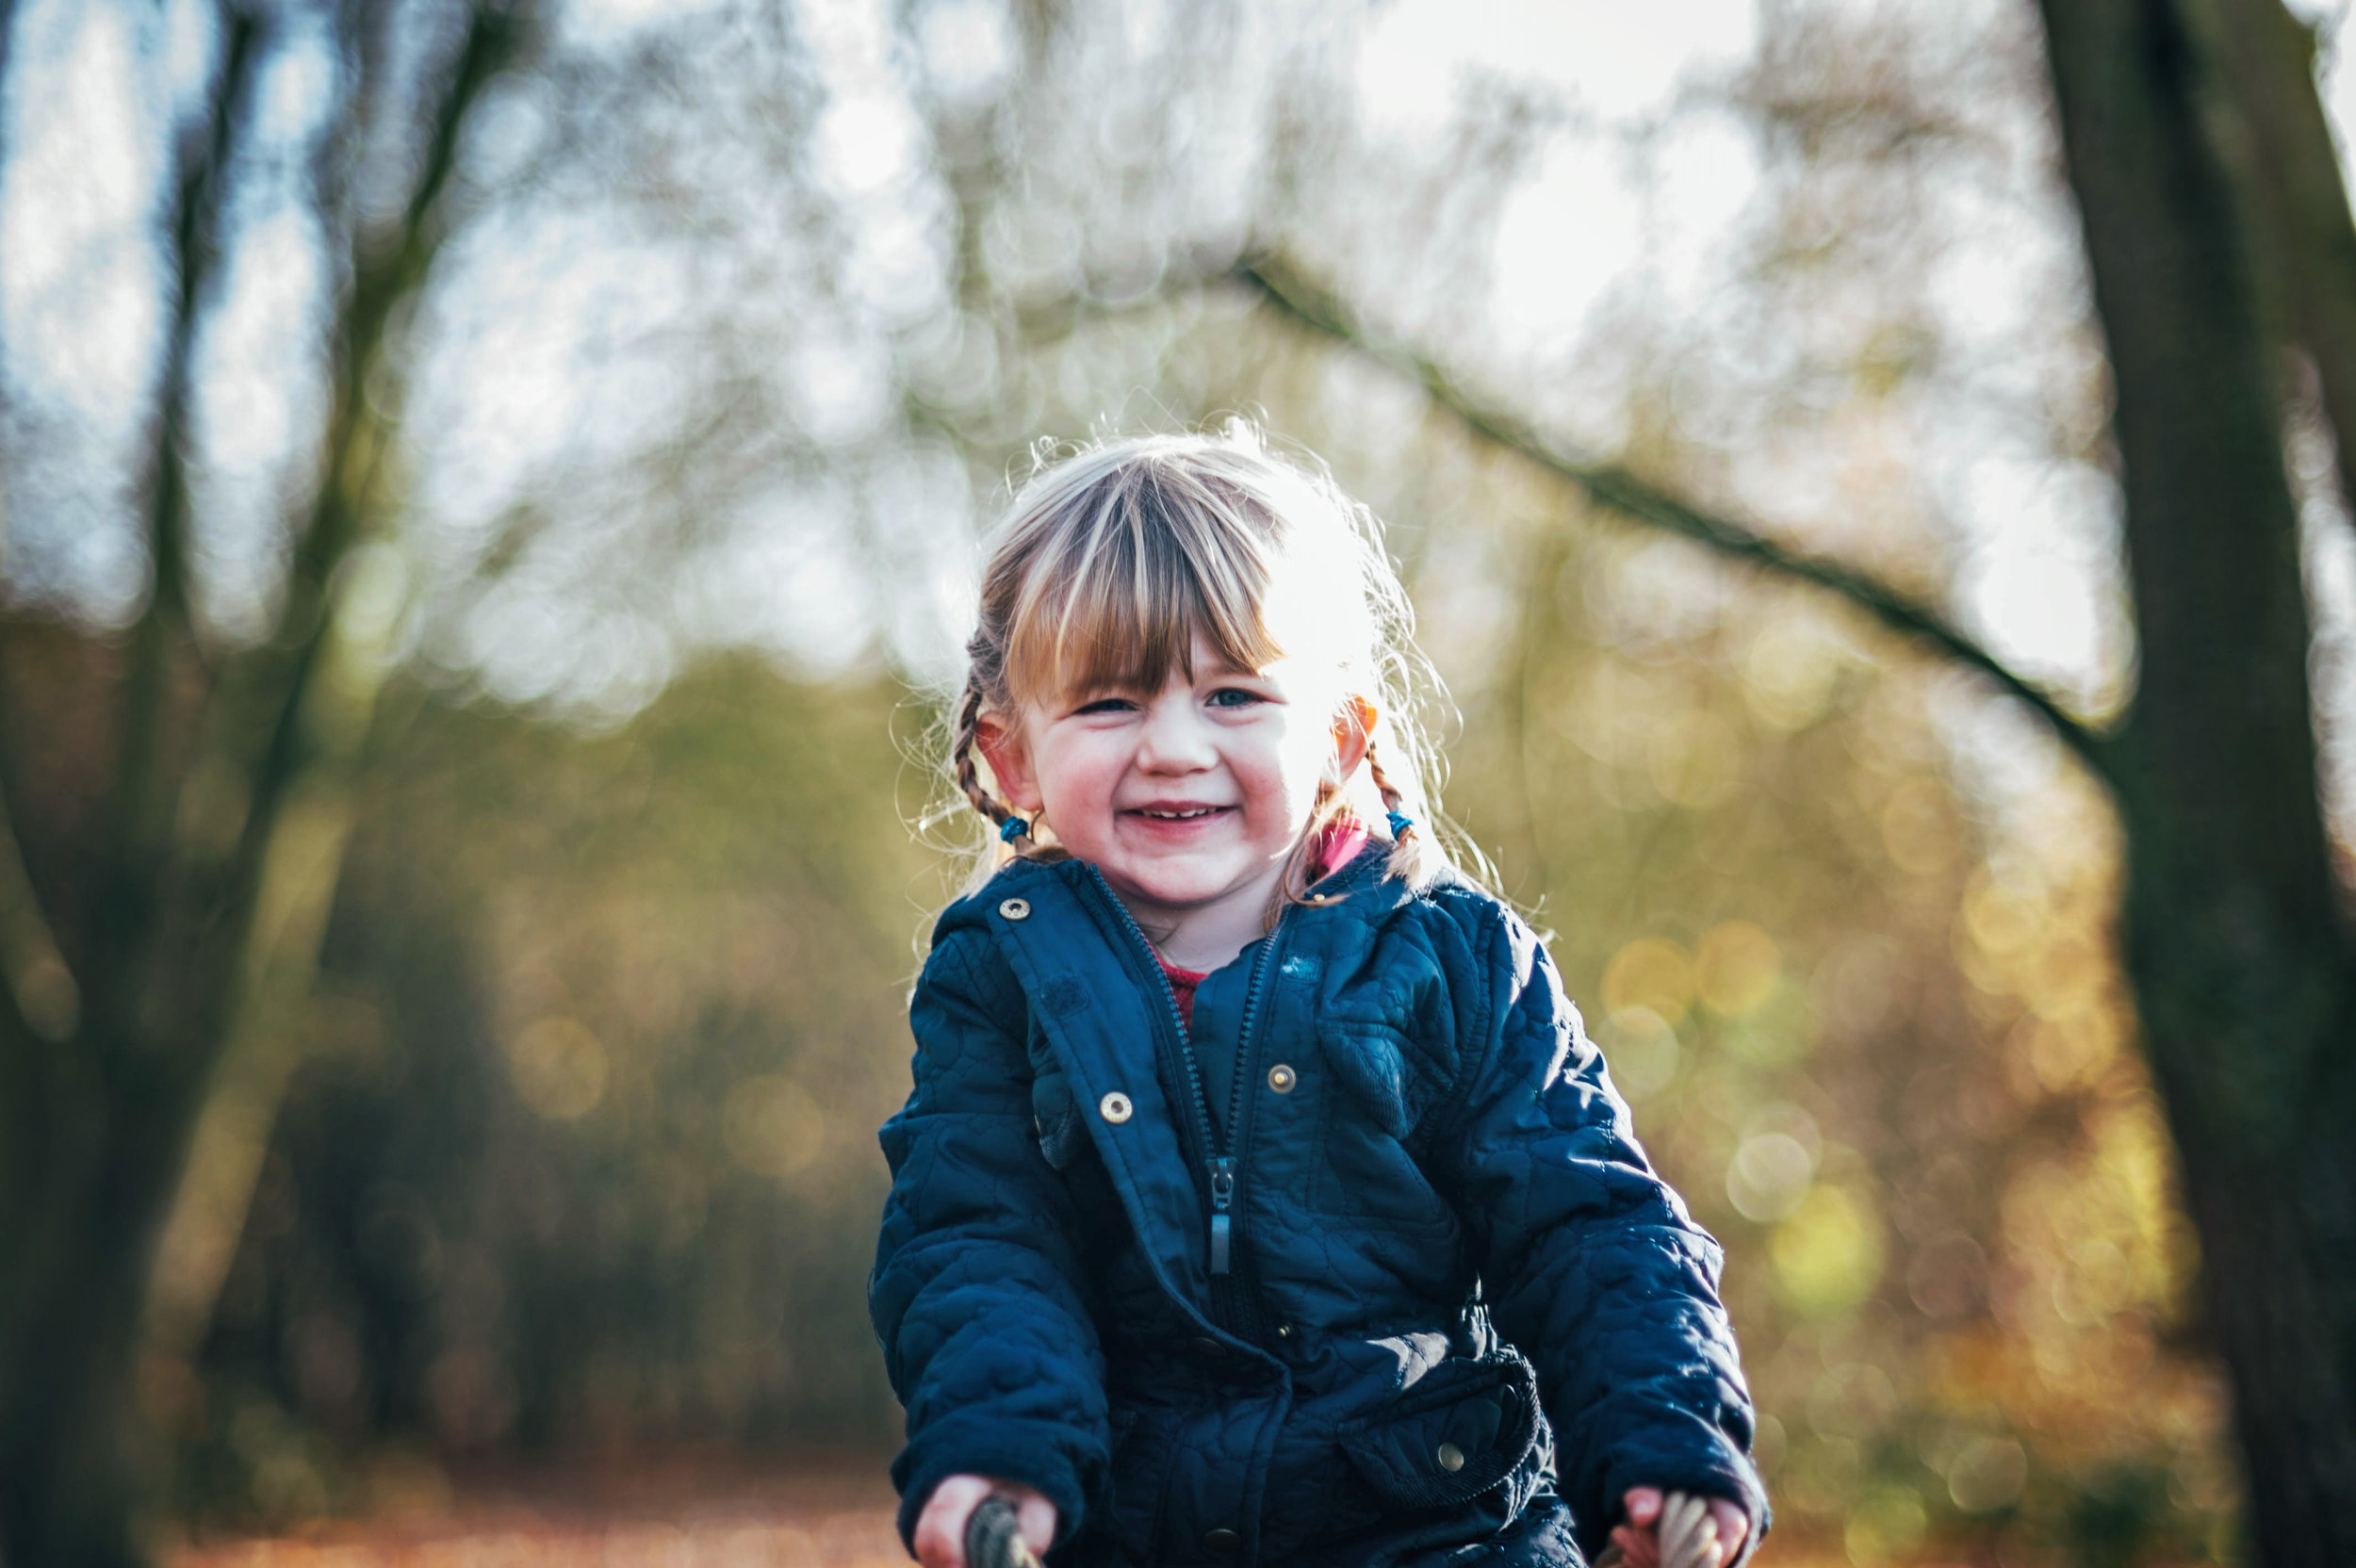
[979,629,1370,972]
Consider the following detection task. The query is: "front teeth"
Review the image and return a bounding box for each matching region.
[1144,808,1217,819]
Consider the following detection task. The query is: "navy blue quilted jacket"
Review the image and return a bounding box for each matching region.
[871,845,1766,1567]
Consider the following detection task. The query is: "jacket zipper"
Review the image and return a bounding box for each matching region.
[1220,938,1279,1346]
[1082,866,1284,1339]
[1210,937,1278,1278]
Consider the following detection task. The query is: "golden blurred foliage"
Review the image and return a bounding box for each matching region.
[0,0,2245,1556]
[1696,923,1781,1017]
[1604,939,1696,1026]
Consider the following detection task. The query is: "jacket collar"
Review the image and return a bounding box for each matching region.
[971,842,1410,1331]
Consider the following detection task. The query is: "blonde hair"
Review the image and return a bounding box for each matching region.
[941,422,1473,905]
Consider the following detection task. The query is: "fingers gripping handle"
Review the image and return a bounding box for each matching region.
[1593,1492,1726,1568]
[965,1494,1041,1568]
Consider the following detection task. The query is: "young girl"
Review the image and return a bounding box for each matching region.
[871,427,1767,1568]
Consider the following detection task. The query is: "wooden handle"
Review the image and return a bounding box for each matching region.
[964,1494,1041,1568]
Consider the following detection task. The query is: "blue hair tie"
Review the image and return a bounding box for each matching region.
[1000,816,1031,843]
[1386,809,1414,839]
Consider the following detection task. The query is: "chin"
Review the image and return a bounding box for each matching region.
[1121,875,1219,907]
[1116,867,1235,908]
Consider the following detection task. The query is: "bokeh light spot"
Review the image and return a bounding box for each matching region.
[1905,1231,1988,1320]
[1962,870,2048,956]
[1946,1435,2028,1512]
[1697,921,1780,1016]
[1728,1132,1814,1222]
[1772,1185,1886,1317]
[1601,1005,1679,1101]
[1646,708,1743,809]
[1842,1487,1927,1566]
[1880,780,1960,875]
[722,1075,826,1180]
[1743,613,1846,730]
[1603,938,1695,1026]
[507,1017,609,1120]
[1808,1362,1898,1440]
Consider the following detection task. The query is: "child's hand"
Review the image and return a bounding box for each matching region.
[912,1474,1056,1568]
[1612,1488,1749,1568]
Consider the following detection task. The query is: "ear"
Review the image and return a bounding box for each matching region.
[975,711,1045,813]
[1329,694,1378,781]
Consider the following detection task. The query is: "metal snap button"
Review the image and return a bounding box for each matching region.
[1203,1528,1241,1553]
[1099,1091,1133,1123]
[998,897,1031,921]
[1273,1322,1294,1340]
[1267,1063,1297,1093]
[1436,1442,1465,1472]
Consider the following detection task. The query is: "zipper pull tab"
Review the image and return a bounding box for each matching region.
[1207,1157,1236,1275]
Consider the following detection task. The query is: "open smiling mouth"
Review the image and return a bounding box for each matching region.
[1135,807,1229,821]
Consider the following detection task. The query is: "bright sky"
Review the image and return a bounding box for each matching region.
[1348,0,2348,750]
[5,0,2354,800]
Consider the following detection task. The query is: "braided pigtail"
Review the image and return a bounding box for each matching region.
[1366,743,1411,837]
[1366,740,1452,889]
[950,678,1035,850]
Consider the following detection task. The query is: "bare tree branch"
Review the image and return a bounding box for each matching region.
[87,8,257,1041]
[285,3,514,599]
[191,1,517,926]
[1235,256,2126,788]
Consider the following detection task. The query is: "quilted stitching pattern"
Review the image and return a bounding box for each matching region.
[872,854,1767,1567]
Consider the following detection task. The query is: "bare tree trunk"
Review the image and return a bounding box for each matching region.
[2181,0,2356,519]
[0,6,515,1561]
[2036,1,2356,1561]
[0,1086,200,1567]
[0,13,259,1558]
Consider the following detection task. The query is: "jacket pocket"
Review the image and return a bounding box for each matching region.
[1030,1069,1087,1170]
[1337,1350,1542,1512]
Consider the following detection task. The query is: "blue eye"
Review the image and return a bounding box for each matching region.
[1074,695,1136,715]
[1206,687,1265,709]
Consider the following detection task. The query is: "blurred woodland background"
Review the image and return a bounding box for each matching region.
[3,0,2355,1564]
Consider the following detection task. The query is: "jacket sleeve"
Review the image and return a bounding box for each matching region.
[870,923,1108,1551]
[1432,906,1768,1562]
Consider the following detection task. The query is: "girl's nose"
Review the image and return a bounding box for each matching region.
[1135,695,1215,771]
